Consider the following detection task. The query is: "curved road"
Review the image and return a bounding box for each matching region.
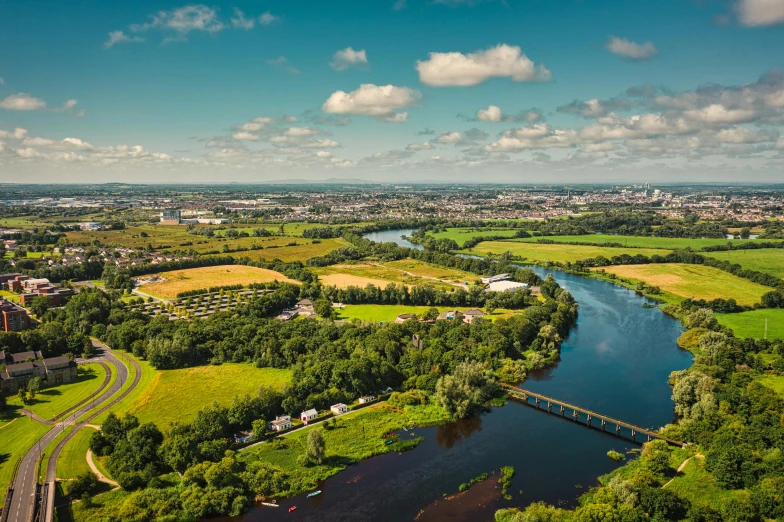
[5,341,139,522]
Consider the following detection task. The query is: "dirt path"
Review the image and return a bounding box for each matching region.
[86,449,118,486]
[662,454,704,489]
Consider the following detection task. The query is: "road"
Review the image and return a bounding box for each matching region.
[41,341,141,522]
[4,341,138,522]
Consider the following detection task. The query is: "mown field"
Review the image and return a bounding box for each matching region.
[5,364,107,420]
[427,227,520,246]
[703,248,784,280]
[313,262,463,291]
[461,241,672,263]
[715,309,784,340]
[56,427,95,480]
[0,418,51,503]
[137,265,299,298]
[512,234,780,250]
[127,363,292,428]
[336,304,517,323]
[383,259,479,283]
[598,264,771,306]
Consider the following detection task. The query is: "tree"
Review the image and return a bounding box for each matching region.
[29,295,50,317]
[435,361,496,419]
[17,388,27,404]
[27,377,43,399]
[305,428,326,465]
[314,299,334,319]
[69,472,99,497]
[251,418,267,440]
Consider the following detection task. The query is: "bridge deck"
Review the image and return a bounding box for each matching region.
[501,384,682,446]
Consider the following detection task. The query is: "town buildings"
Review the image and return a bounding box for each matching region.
[0,350,78,393]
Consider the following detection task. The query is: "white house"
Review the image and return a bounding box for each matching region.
[330,403,348,415]
[358,395,376,404]
[300,409,318,423]
[486,280,529,293]
[269,418,292,431]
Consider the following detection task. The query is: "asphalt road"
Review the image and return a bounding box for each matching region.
[5,341,139,522]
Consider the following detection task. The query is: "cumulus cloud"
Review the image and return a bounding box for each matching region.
[714,127,771,143]
[435,131,465,144]
[235,117,274,133]
[736,0,784,26]
[605,36,658,61]
[0,93,47,111]
[258,12,280,25]
[475,105,543,123]
[683,104,758,124]
[104,30,144,48]
[330,47,369,71]
[230,8,254,30]
[406,141,435,151]
[232,131,259,141]
[283,126,320,137]
[267,56,300,74]
[322,84,421,121]
[416,44,552,87]
[0,127,28,139]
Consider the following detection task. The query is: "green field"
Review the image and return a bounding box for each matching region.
[56,428,95,480]
[461,241,672,264]
[0,418,51,503]
[512,234,781,250]
[427,227,520,247]
[755,374,784,398]
[127,363,292,428]
[599,264,771,306]
[664,456,748,509]
[715,309,784,340]
[241,402,449,497]
[704,248,784,279]
[313,262,462,291]
[383,259,479,283]
[6,364,107,420]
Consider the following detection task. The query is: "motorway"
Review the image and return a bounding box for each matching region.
[4,340,140,522]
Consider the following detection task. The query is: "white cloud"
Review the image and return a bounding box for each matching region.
[435,131,465,144]
[0,128,28,139]
[232,131,259,141]
[416,44,552,87]
[476,105,503,122]
[236,117,274,132]
[406,141,435,151]
[605,36,658,61]
[380,112,408,123]
[683,104,758,124]
[715,127,770,143]
[143,5,224,35]
[104,30,144,48]
[231,8,254,30]
[776,137,784,149]
[736,0,784,26]
[0,93,47,111]
[330,47,369,71]
[284,126,319,137]
[322,84,421,120]
[258,12,280,25]
[267,56,300,74]
[22,137,56,147]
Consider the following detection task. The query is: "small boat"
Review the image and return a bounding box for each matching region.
[307,490,322,498]
[289,506,297,513]
[385,439,394,445]
[261,502,279,507]
[402,426,408,431]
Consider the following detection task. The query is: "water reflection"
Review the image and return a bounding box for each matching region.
[435,416,483,449]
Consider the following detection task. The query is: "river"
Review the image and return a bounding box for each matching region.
[228,233,692,522]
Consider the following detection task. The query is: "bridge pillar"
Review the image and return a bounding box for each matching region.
[560,405,564,417]
[586,414,591,425]
[572,409,578,421]
[615,424,620,436]
[647,434,652,442]
[631,429,636,440]
[547,402,551,412]
[535,397,540,408]
[601,419,606,431]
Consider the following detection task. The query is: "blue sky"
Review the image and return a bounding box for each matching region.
[1,0,784,183]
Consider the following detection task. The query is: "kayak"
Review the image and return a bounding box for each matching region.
[289,506,297,513]
[307,490,322,498]
[385,440,394,445]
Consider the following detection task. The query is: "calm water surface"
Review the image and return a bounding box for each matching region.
[225,235,692,522]
[361,228,423,250]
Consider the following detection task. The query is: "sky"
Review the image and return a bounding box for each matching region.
[1,0,784,184]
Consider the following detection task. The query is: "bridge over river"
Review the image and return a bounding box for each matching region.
[502,384,683,447]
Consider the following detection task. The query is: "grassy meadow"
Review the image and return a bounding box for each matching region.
[715,309,784,340]
[56,428,95,481]
[6,364,107,420]
[461,241,672,264]
[597,264,770,306]
[383,259,478,283]
[127,363,292,428]
[663,456,748,508]
[427,227,520,246]
[137,265,298,298]
[313,262,462,291]
[512,235,781,250]
[703,248,784,279]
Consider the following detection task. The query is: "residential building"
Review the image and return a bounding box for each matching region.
[0,299,31,332]
[330,403,348,415]
[269,417,292,431]
[437,310,464,322]
[300,409,318,423]
[358,395,376,404]
[463,309,484,324]
[0,351,78,393]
